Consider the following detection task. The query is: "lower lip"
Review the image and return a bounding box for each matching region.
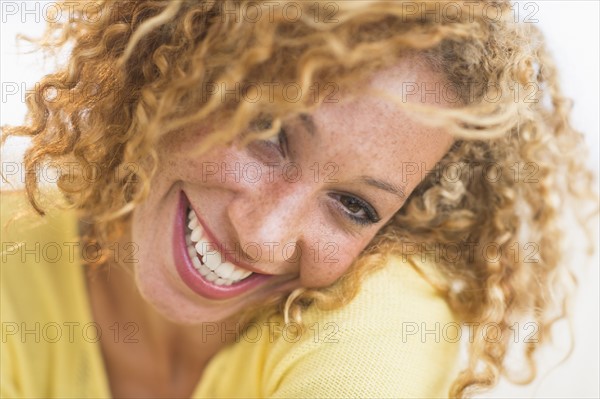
[173,191,274,300]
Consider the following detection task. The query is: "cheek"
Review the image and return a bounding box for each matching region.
[300,236,370,288]
[131,206,151,242]
[130,204,160,266]
[128,184,177,265]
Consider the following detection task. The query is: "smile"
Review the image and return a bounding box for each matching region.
[172,191,274,300]
[185,209,253,285]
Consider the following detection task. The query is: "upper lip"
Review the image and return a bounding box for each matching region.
[188,205,276,276]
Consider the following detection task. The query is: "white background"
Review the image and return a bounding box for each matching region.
[1,1,598,397]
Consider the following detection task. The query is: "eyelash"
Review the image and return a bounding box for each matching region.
[329,193,381,226]
[260,127,288,157]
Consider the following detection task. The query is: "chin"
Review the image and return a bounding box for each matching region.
[133,265,242,325]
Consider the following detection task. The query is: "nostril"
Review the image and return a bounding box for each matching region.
[280,242,300,263]
[234,240,301,267]
[238,242,262,264]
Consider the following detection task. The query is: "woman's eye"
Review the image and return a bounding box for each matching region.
[260,127,287,158]
[330,193,381,226]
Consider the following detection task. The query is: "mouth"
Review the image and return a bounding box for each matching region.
[173,191,278,300]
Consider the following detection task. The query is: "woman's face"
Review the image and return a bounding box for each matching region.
[130,59,455,324]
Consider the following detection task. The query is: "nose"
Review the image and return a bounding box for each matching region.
[227,183,310,272]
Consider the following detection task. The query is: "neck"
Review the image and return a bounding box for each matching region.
[83,249,238,390]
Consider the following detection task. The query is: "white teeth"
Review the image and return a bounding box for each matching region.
[229,268,245,281]
[214,262,235,279]
[195,239,221,271]
[241,270,252,279]
[190,226,202,242]
[188,246,197,260]
[203,251,222,271]
[185,208,255,285]
[198,264,211,276]
[198,265,212,276]
[188,218,198,230]
[191,256,202,269]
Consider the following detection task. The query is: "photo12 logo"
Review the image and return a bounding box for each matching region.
[2,321,139,344]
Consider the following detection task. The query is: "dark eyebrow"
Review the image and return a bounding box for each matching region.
[360,176,406,199]
[298,113,316,136]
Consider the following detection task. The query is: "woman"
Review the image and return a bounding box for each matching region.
[1,0,597,397]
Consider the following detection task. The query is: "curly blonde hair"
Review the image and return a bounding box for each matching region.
[2,0,598,397]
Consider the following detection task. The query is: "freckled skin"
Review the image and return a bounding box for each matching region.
[87,57,457,395]
[128,58,455,325]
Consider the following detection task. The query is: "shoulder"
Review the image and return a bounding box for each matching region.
[1,189,92,395]
[1,189,82,300]
[265,256,460,398]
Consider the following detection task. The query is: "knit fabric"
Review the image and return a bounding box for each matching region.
[1,191,460,398]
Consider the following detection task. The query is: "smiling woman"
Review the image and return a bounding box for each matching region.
[1,1,598,398]
[130,59,455,325]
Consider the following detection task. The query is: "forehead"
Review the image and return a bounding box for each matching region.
[307,58,454,191]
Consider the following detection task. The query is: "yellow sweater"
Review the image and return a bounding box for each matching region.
[1,191,460,398]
